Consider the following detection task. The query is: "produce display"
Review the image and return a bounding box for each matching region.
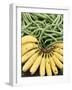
[21,12,63,76]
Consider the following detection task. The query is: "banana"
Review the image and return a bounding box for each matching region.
[30,54,42,75]
[40,55,45,76]
[22,51,39,72]
[53,51,63,63]
[49,55,58,75]
[52,54,63,69]
[46,55,52,76]
[54,43,63,49]
[21,43,38,56]
[54,48,63,56]
[22,35,38,44]
[22,49,38,63]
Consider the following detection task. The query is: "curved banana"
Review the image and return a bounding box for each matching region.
[40,54,45,76]
[54,43,63,49]
[22,51,39,72]
[49,55,58,75]
[52,54,63,69]
[54,48,63,56]
[21,43,38,56]
[22,49,38,63]
[53,51,63,63]
[46,55,52,76]
[30,54,42,75]
[22,35,38,44]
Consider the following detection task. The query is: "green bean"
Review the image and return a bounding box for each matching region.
[42,13,53,22]
[46,40,62,48]
[58,16,63,26]
[44,33,57,41]
[30,13,38,21]
[25,13,33,22]
[45,29,62,35]
[39,27,46,45]
[27,26,37,30]
[43,24,51,30]
[49,14,56,20]
[22,13,30,24]
[35,31,41,38]
[42,35,48,39]
[21,29,31,34]
[35,21,44,26]
[57,37,63,40]
[32,13,46,19]
[21,12,63,48]
[44,38,53,44]
[52,15,60,24]
[57,26,63,32]
[53,15,61,30]
[46,42,55,48]
[21,30,29,35]
[31,28,43,35]
[47,34,57,41]
[22,23,32,30]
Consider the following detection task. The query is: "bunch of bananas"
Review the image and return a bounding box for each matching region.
[21,35,63,76]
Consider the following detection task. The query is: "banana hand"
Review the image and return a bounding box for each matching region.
[22,49,38,63]
[21,43,38,56]
[46,55,52,76]
[22,51,39,72]
[22,35,38,44]
[30,54,42,75]
[53,51,63,63]
[54,48,63,56]
[49,55,58,75]
[40,54,45,76]
[54,43,63,49]
[52,54,63,69]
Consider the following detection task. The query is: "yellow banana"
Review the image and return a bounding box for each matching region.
[40,55,45,76]
[54,48,63,56]
[22,35,38,44]
[21,43,38,56]
[22,51,39,72]
[30,54,42,75]
[46,55,52,76]
[49,55,58,75]
[22,49,38,63]
[55,43,63,49]
[53,52,63,63]
[52,54,63,69]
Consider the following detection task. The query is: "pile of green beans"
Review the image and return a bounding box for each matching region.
[21,12,63,48]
